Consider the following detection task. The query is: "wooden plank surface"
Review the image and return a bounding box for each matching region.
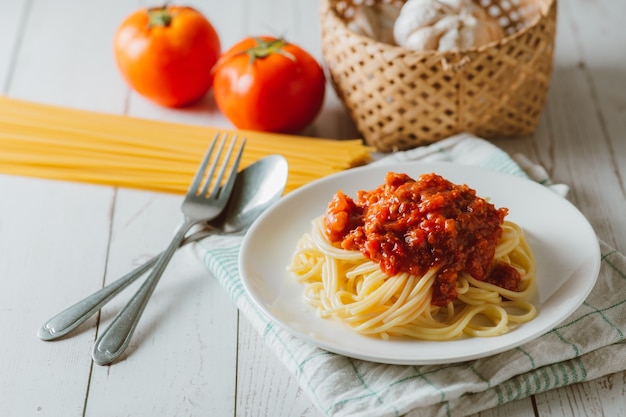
[0,1,624,416]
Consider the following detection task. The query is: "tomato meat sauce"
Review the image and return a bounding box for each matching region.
[324,172,521,306]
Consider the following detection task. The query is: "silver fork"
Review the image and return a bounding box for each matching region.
[91,132,245,366]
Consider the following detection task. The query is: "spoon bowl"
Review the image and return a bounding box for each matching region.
[190,154,288,239]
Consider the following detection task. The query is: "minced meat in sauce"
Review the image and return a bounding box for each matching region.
[323,172,520,306]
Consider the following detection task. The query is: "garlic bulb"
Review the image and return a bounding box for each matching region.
[393,0,504,52]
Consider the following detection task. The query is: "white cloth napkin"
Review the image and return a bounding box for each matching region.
[194,133,626,417]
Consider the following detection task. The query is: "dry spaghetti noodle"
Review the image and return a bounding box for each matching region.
[0,96,372,194]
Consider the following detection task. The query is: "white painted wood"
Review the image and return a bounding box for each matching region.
[84,189,239,417]
[0,176,113,417]
[0,0,625,416]
[1,0,238,416]
[0,0,27,92]
[476,398,537,417]
[7,0,132,112]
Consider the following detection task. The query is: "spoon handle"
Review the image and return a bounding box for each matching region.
[37,229,213,341]
[37,258,156,341]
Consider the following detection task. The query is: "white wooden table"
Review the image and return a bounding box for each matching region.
[1,1,624,416]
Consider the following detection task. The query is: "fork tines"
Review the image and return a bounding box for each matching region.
[192,132,246,198]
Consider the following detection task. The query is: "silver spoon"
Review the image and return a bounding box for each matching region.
[38,155,288,342]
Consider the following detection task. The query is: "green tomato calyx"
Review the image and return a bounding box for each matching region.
[148,6,174,28]
[246,38,296,64]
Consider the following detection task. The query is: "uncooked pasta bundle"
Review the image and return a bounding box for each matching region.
[0,97,372,194]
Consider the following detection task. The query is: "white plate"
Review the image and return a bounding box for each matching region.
[239,162,601,365]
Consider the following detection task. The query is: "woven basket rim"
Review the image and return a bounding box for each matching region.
[322,0,557,58]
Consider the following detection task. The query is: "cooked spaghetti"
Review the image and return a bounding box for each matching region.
[288,172,536,340]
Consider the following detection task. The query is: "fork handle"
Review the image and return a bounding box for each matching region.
[92,219,197,365]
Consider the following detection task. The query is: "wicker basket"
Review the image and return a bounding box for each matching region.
[320,0,557,152]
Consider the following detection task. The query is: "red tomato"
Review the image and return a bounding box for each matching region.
[114,6,221,107]
[212,36,326,134]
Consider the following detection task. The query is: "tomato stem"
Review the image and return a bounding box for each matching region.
[212,37,298,74]
[246,38,296,64]
[148,6,173,28]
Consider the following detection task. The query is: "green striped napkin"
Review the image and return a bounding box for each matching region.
[194,133,625,417]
